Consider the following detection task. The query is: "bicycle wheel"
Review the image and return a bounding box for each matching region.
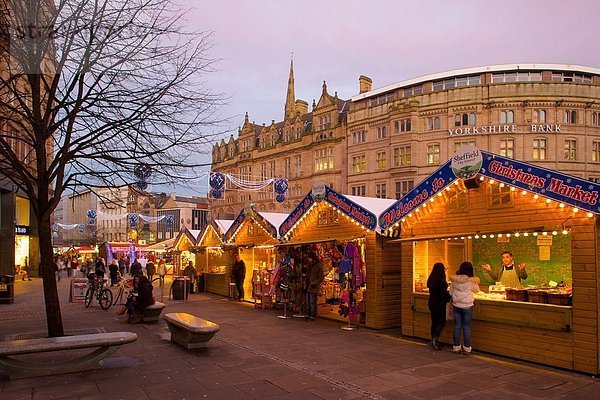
[99,289,113,310]
[84,287,94,308]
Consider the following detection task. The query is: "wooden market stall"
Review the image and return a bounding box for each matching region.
[278,184,399,329]
[146,238,175,274]
[223,207,287,301]
[379,146,600,374]
[172,228,202,276]
[195,219,234,296]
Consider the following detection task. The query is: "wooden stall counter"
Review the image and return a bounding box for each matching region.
[204,273,229,297]
[412,292,573,332]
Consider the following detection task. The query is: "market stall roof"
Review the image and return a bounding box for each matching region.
[279,186,396,238]
[75,245,95,253]
[223,207,287,242]
[379,147,600,234]
[213,219,234,236]
[146,238,175,252]
[173,227,201,249]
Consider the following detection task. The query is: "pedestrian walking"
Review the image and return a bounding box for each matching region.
[146,260,155,282]
[231,254,246,301]
[21,256,32,281]
[157,258,166,287]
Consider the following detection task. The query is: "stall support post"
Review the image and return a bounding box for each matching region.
[341,314,357,331]
[277,302,292,319]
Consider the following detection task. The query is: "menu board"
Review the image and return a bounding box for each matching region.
[70,278,89,303]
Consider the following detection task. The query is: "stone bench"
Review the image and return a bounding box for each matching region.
[0,332,137,379]
[163,313,219,349]
[141,301,166,322]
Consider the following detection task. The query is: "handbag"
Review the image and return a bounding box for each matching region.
[445,302,454,320]
[443,290,451,303]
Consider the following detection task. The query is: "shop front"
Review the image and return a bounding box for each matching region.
[379,146,600,374]
[223,207,287,301]
[196,219,234,296]
[278,184,399,329]
[172,229,202,275]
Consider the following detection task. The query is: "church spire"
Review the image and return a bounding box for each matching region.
[284,55,296,121]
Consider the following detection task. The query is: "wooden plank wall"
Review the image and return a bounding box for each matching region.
[400,182,598,374]
[288,202,402,329]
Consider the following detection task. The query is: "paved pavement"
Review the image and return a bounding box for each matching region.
[0,277,599,400]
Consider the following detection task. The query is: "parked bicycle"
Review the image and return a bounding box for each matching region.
[84,274,113,310]
[112,275,133,306]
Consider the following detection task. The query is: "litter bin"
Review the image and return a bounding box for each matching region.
[0,275,15,304]
[198,273,206,293]
[171,276,189,300]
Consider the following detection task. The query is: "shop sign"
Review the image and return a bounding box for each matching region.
[279,195,314,237]
[379,148,600,230]
[253,210,278,238]
[324,187,377,230]
[224,210,246,242]
[379,160,455,230]
[451,144,482,179]
[15,225,29,235]
[70,278,89,303]
[448,124,562,136]
[311,181,326,202]
[481,151,600,213]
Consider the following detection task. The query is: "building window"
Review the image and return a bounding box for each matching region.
[532,109,546,123]
[532,138,547,160]
[427,116,441,131]
[499,139,514,158]
[376,151,387,170]
[402,85,423,97]
[492,71,541,83]
[500,110,515,124]
[318,114,332,131]
[395,180,414,199]
[432,75,481,90]
[589,177,600,184]
[351,185,366,196]
[564,110,577,124]
[269,161,276,177]
[393,145,411,166]
[592,112,600,126]
[352,130,366,144]
[369,92,396,107]
[283,158,291,179]
[454,113,476,127]
[551,72,592,83]
[377,126,387,139]
[294,155,301,177]
[260,163,267,180]
[564,139,577,161]
[394,118,411,133]
[427,144,440,165]
[242,138,251,152]
[488,184,513,208]
[454,140,476,152]
[593,141,600,163]
[315,148,334,172]
[352,154,366,173]
[375,183,387,199]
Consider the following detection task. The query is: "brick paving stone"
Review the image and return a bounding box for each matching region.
[0,280,597,400]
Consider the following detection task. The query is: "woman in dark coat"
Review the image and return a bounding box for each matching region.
[427,262,449,350]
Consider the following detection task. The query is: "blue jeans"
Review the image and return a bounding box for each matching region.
[453,306,474,347]
[306,291,317,318]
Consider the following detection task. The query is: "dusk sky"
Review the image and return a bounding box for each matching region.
[168,0,600,195]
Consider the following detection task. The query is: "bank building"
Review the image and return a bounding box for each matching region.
[211,63,600,216]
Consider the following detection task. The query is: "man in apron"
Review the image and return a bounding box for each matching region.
[482,251,527,288]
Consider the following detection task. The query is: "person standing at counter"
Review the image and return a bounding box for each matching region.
[231,254,246,301]
[482,251,527,288]
[450,261,480,355]
[427,262,449,350]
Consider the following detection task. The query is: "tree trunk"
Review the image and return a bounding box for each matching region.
[38,214,64,337]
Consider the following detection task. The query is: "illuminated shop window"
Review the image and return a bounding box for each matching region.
[593,141,600,163]
[315,148,334,172]
[352,154,366,173]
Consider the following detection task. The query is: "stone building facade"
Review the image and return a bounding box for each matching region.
[211,63,600,215]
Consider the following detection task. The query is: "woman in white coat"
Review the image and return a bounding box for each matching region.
[449,261,480,354]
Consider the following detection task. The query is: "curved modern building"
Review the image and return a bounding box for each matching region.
[211,63,600,216]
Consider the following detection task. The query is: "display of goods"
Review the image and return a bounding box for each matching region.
[547,292,573,306]
[527,289,549,304]
[505,288,528,302]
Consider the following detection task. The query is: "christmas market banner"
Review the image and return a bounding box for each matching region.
[279,185,378,237]
[379,147,600,231]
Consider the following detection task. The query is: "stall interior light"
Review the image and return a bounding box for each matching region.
[499,183,505,188]
[587,212,594,218]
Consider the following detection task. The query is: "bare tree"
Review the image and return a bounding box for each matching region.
[0,0,224,336]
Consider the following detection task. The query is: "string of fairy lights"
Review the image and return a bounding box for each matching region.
[387,175,594,239]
